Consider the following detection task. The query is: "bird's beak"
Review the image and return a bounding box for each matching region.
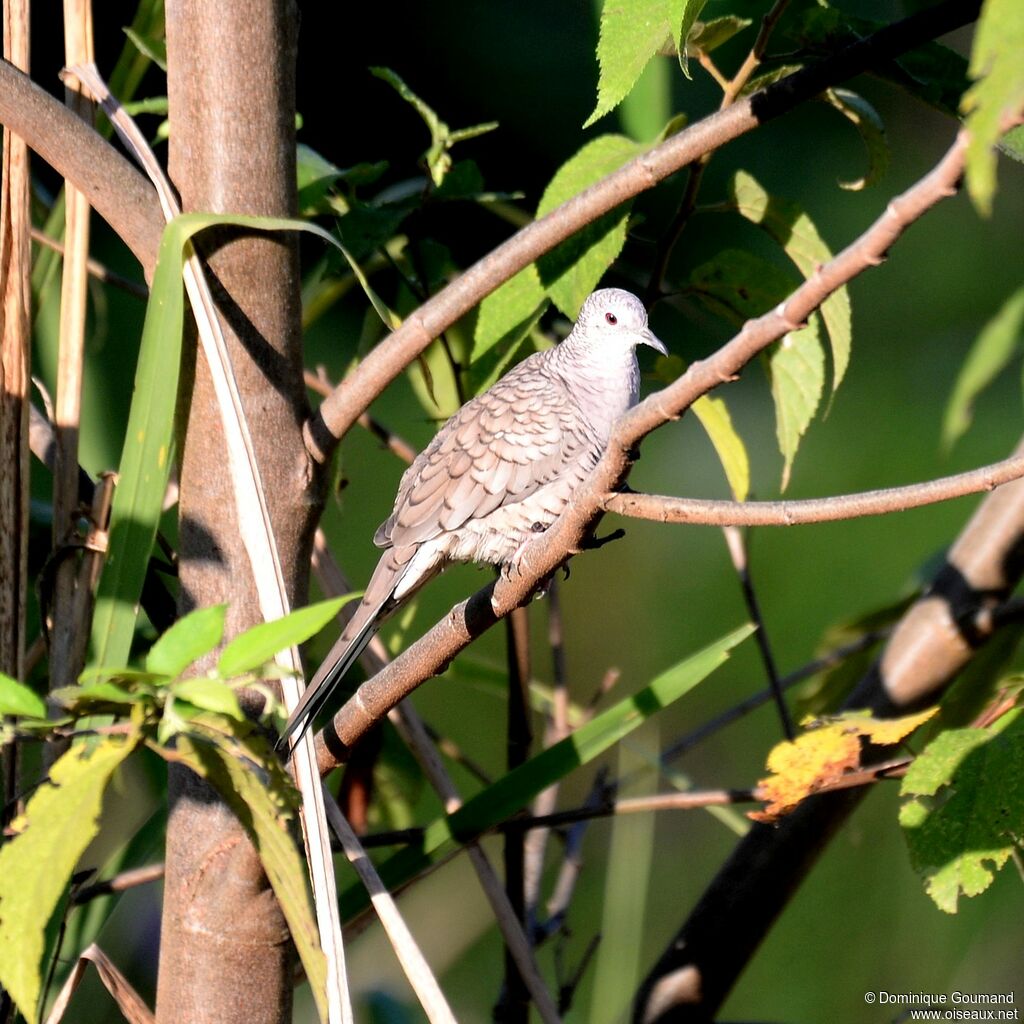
[641,329,668,356]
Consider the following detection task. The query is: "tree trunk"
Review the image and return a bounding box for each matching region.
[155,3,321,1021]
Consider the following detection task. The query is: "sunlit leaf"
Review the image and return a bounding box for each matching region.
[692,396,750,501]
[769,319,825,491]
[159,727,327,1017]
[171,678,245,721]
[821,88,889,191]
[900,709,1024,912]
[466,304,546,397]
[0,672,46,719]
[536,134,641,317]
[753,708,937,823]
[728,170,852,394]
[962,0,1024,215]
[586,0,682,126]
[943,285,1024,449]
[0,734,140,1020]
[217,596,355,678]
[145,604,227,678]
[474,265,548,361]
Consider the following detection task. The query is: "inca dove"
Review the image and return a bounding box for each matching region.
[278,288,666,750]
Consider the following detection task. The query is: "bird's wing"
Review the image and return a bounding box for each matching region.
[375,354,591,550]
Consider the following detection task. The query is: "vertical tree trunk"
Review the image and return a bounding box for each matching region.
[155,3,321,1021]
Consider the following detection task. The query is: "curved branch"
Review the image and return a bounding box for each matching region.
[605,452,1024,526]
[315,125,971,773]
[307,0,980,462]
[0,60,163,274]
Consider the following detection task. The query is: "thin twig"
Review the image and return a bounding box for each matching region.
[603,450,1024,526]
[72,862,165,905]
[30,227,147,298]
[722,527,794,739]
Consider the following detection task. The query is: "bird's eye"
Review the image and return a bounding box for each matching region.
[605,312,618,325]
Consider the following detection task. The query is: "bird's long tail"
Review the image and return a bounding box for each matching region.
[276,553,411,753]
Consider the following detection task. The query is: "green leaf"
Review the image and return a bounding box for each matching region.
[370,66,497,187]
[88,222,186,671]
[821,88,889,191]
[900,710,1024,913]
[691,395,750,501]
[536,134,641,318]
[0,673,46,719]
[769,317,826,491]
[145,604,228,678]
[728,170,852,394]
[0,734,139,1020]
[673,0,710,80]
[473,265,548,361]
[686,15,752,55]
[620,54,672,143]
[160,728,327,1018]
[122,25,167,71]
[586,0,679,127]
[943,285,1024,449]
[347,624,755,913]
[52,681,141,713]
[466,304,547,397]
[962,0,1024,215]
[171,678,245,721]
[217,596,354,678]
[688,248,824,486]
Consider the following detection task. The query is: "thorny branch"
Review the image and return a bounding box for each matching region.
[315,127,974,773]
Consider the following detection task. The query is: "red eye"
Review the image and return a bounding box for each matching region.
[605,312,618,325]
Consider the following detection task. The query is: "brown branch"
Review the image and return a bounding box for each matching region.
[0,60,163,274]
[31,227,148,298]
[316,127,971,773]
[305,0,981,462]
[606,451,1024,526]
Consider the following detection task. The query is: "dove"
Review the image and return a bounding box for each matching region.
[278,288,666,751]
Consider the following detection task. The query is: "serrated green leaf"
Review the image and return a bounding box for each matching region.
[728,170,852,394]
[0,673,46,719]
[344,624,755,915]
[692,395,750,501]
[467,304,546,397]
[536,134,641,317]
[943,285,1024,449]
[686,15,752,55]
[999,124,1024,164]
[770,318,825,491]
[586,0,679,127]
[171,678,245,720]
[0,734,139,1019]
[161,728,326,1018]
[474,265,548,361]
[620,54,672,143]
[962,0,1024,215]
[146,604,228,677]
[689,248,798,324]
[821,88,889,191]
[900,710,1024,913]
[217,596,354,678]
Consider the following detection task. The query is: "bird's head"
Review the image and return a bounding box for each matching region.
[573,288,668,356]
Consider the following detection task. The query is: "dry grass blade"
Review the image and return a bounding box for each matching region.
[48,1,97,702]
[320,791,458,1024]
[68,63,351,1024]
[44,943,154,1024]
[1,0,32,817]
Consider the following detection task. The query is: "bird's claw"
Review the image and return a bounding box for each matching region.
[583,527,626,551]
